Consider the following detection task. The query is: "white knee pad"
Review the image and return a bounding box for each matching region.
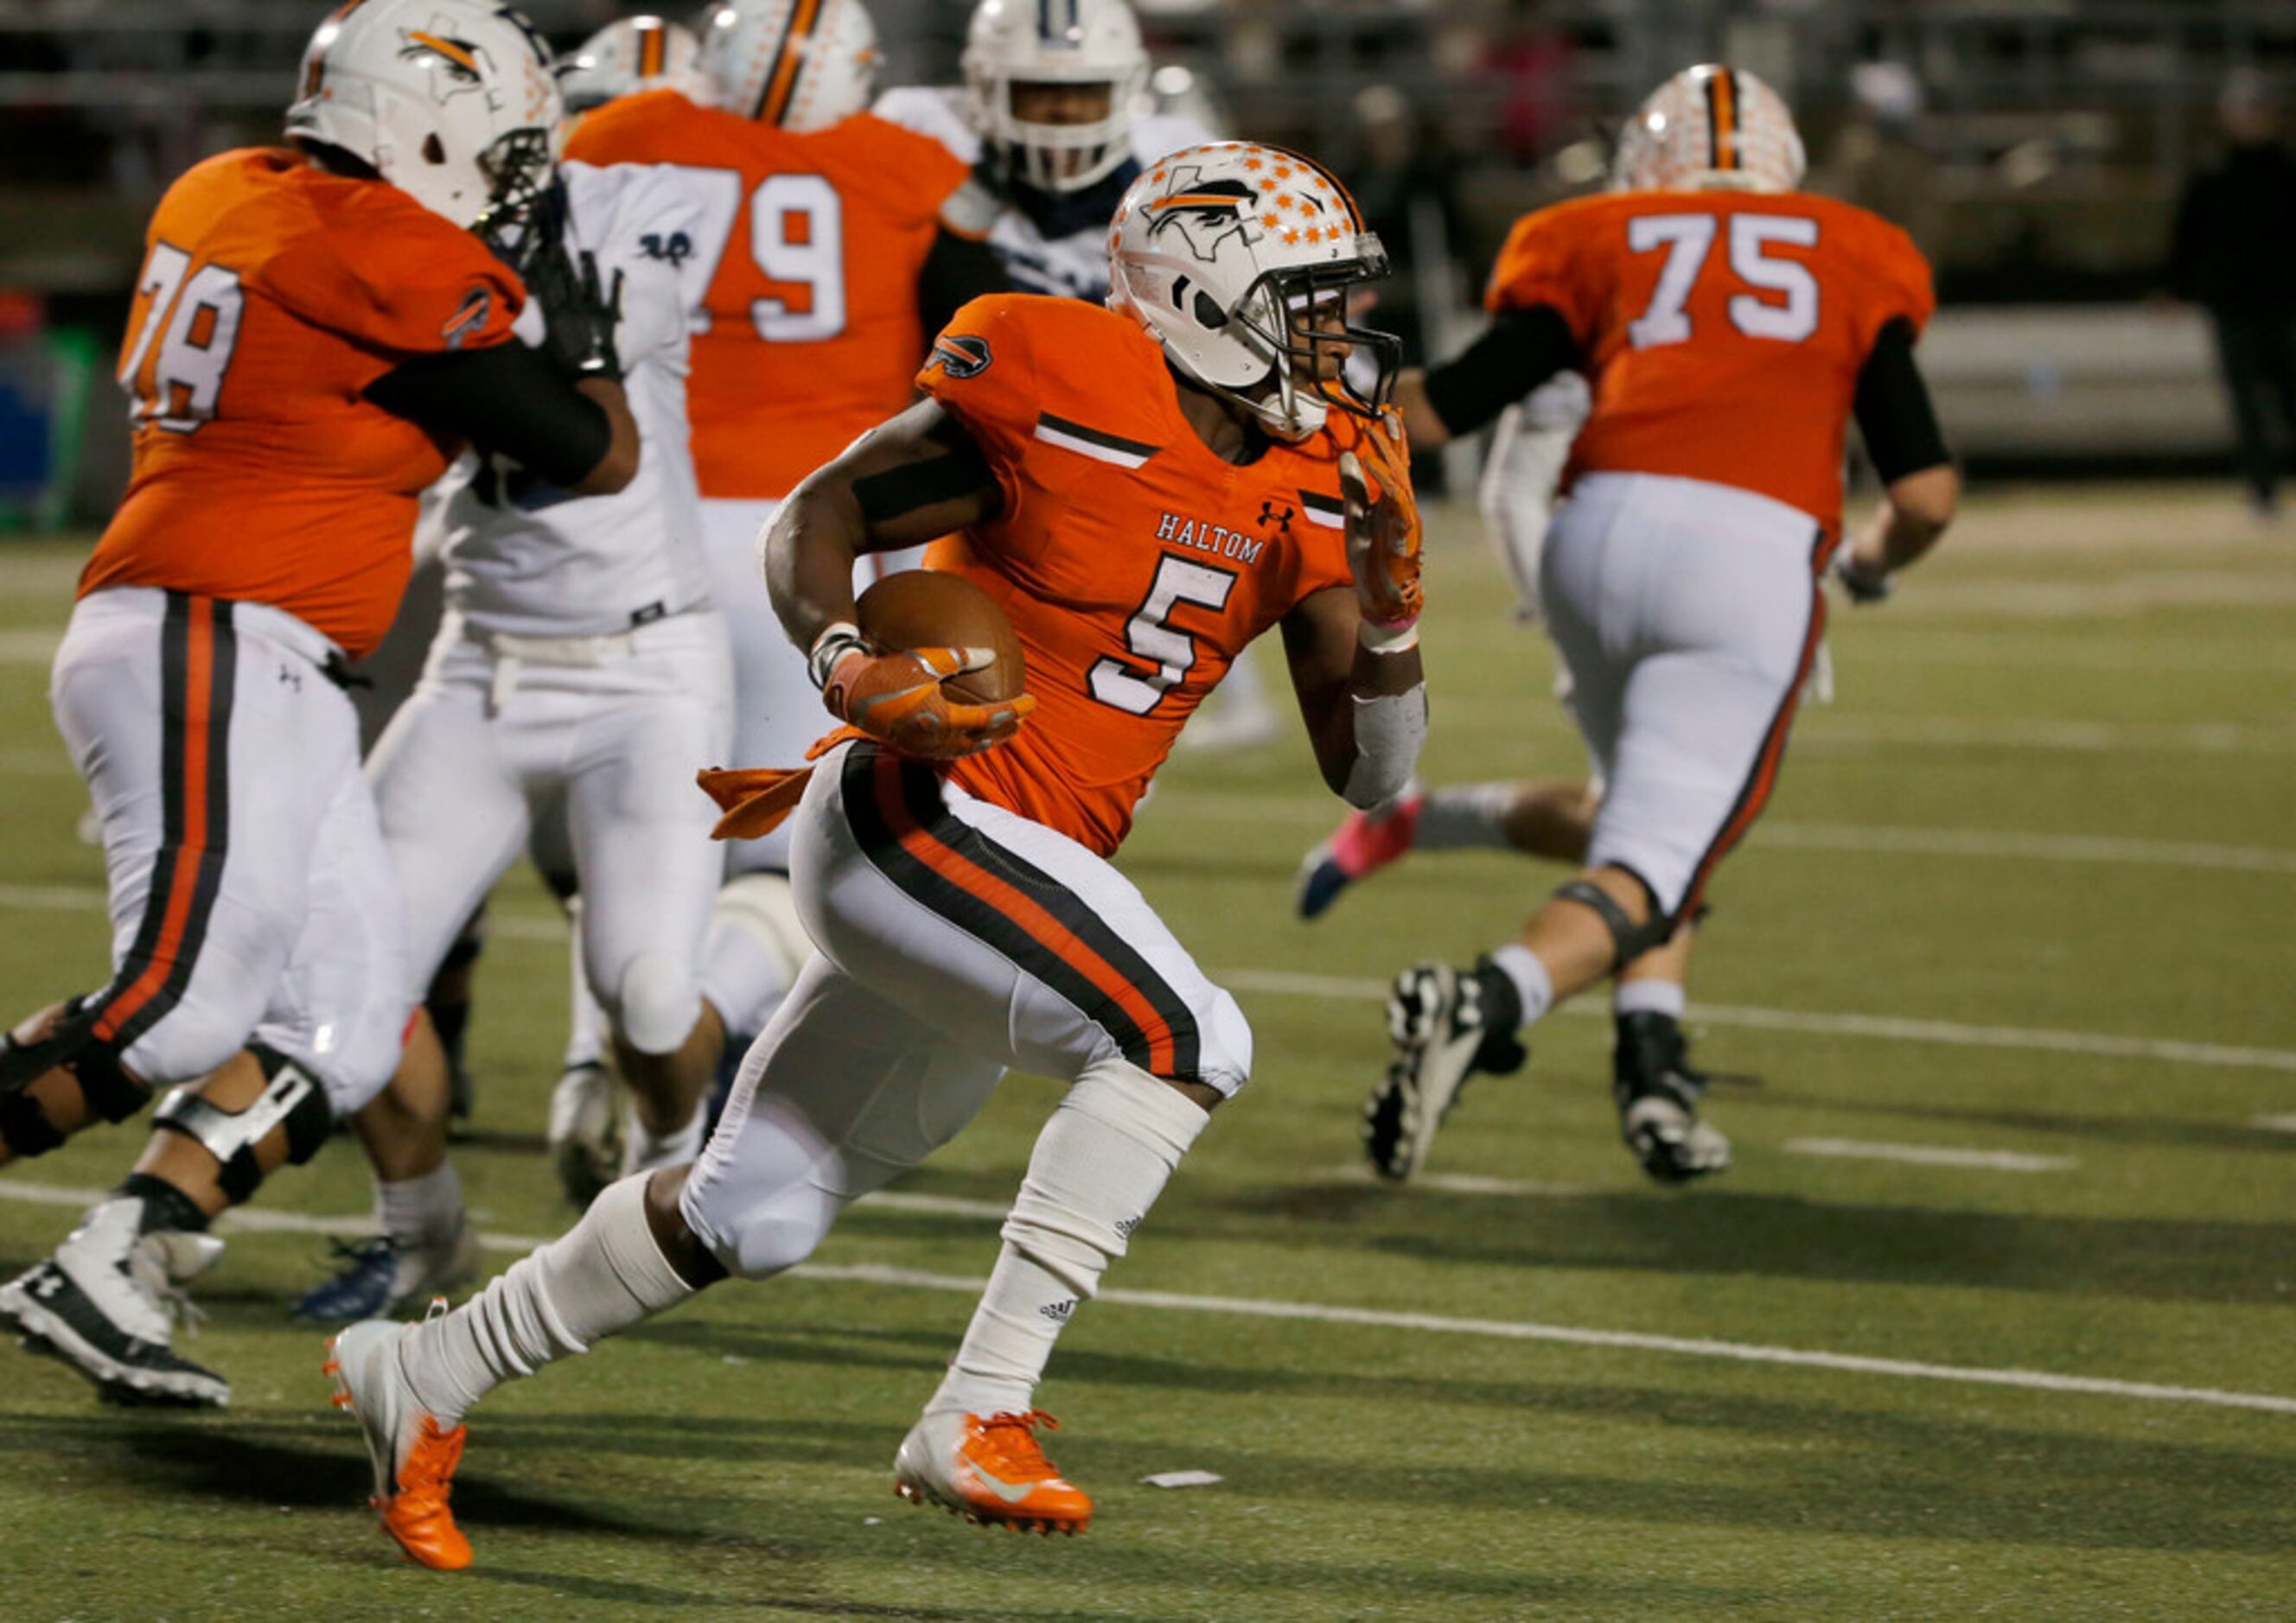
[701,872,810,1035]
[679,1152,842,1282]
[120,991,264,1090]
[611,950,700,1057]
[1196,985,1254,1097]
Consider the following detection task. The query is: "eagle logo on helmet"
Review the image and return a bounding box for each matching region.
[1143,167,1263,265]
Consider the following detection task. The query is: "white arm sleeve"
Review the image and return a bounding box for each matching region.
[1476,372,1590,626]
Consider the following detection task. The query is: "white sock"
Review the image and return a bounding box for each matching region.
[375,1162,462,1251]
[1415,783,1517,851]
[622,1099,709,1177]
[399,1174,692,1425]
[1488,943,1556,1028]
[1614,978,1687,1020]
[561,902,608,1071]
[928,1061,1210,1419]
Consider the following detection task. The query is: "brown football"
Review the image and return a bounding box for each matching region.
[855,570,1026,705]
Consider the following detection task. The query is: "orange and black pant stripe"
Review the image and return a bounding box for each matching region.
[86,592,237,1055]
[1675,551,1825,923]
[841,745,1202,1082]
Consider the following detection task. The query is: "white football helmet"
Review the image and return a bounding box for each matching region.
[1613,64,1805,194]
[1108,142,1398,441]
[558,16,710,114]
[963,0,1148,194]
[698,0,877,130]
[286,0,564,228]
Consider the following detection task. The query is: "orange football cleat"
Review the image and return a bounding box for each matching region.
[324,1309,473,1570]
[893,1408,1093,1535]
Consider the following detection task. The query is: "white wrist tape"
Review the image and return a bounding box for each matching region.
[807,621,864,691]
[1342,684,1428,809]
[1358,618,1420,654]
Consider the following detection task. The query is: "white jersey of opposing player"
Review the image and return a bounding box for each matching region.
[437,161,710,638]
[871,86,1211,302]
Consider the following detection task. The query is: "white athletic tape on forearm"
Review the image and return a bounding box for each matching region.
[1343,684,1428,810]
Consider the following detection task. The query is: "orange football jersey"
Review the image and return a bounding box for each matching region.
[565,92,968,500]
[81,148,523,659]
[1486,189,1934,529]
[901,295,1361,856]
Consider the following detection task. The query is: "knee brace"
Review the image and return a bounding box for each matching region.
[611,950,698,1056]
[0,998,153,1157]
[151,1047,333,1203]
[1553,869,1674,974]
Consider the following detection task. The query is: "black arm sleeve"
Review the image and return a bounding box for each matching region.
[363,341,611,491]
[1853,317,1951,484]
[916,228,1011,343]
[1419,305,1583,437]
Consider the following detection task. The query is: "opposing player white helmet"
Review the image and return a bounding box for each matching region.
[698,0,878,130]
[558,16,710,114]
[1613,63,1806,194]
[1108,142,1398,441]
[286,0,563,228]
[963,0,1148,194]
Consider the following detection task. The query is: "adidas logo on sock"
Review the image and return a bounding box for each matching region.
[1039,1298,1076,1323]
[1114,1216,1142,1239]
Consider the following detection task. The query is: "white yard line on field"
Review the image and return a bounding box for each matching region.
[2252,1114,2296,1134]
[3,885,2286,1075]
[1783,1138,2076,1173]
[1218,968,2296,1076]
[1159,796,2296,875]
[0,1178,2287,1416]
[1322,1164,1598,1198]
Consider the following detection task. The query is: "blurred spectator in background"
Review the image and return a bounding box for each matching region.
[2167,69,2296,521]
[1815,61,1945,262]
[1349,86,1464,365]
[1481,0,1574,165]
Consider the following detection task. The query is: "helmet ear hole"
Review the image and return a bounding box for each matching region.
[422,133,448,166]
[1192,290,1228,328]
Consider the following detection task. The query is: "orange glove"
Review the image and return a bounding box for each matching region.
[1342,411,1422,642]
[820,640,1035,761]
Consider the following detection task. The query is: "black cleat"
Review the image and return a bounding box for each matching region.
[1611,1010,1731,1184]
[1364,960,1527,1181]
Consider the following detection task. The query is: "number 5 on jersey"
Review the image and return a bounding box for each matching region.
[670,166,847,341]
[1089,555,1236,716]
[119,241,246,433]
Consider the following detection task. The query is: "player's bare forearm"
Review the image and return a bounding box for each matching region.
[568,379,640,496]
[1392,371,1453,450]
[764,399,1004,654]
[1853,462,1958,577]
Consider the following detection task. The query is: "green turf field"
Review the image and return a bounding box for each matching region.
[0,486,2291,1620]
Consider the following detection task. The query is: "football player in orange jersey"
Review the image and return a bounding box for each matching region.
[328,140,1423,1562]
[1358,66,1958,1185]
[0,0,639,1410]
[536,0,1008,1181]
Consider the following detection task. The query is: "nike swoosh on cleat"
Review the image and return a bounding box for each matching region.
[966,1463,1055,1505]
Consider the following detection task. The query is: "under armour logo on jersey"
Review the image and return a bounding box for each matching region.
[1257,500,1295,536]
[440,285,493,350]
[639,231,692,266]
[930,334,993,379]
[1144,167,1263,265]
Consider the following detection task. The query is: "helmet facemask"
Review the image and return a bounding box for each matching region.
[980,72,1143,194]
[1216,257,1400,441]
[469,127,564,271]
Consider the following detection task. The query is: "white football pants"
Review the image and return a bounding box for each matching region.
[367,608,731,1057]
[52,588,410,1108]
[1540,471,1826,920]
[681,741,1252,1280]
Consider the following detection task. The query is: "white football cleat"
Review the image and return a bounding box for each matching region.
[893,1408,1092,1535]
[325,1304,472,1570]
[0,1195,228,1406]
